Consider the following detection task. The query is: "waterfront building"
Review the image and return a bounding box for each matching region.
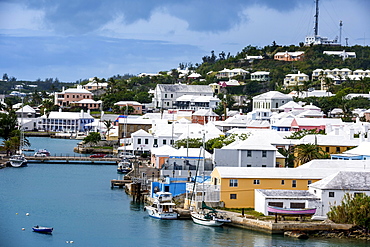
[191,109,220,125]
[38,109,94,132]
[209,167,335,208]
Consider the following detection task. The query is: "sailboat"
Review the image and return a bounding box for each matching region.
[190,134,231,226]
[117,105,132,174]
[9,99,28,167]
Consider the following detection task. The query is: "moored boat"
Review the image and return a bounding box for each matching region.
[144,192,178,219]
[34,149,51,157]
[9,154,28,168]
[32,225,53,233]
[117,159,132,174]
[191,202,231,227]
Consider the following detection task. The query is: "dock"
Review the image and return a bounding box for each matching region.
[111,179,133,188]
[26,156,120,164]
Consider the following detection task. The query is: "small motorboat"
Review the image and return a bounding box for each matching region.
[32,225,53,233]
[9,154,28,167]
[117,159,132,174]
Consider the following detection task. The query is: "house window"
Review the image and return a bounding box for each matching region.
[262,151,267,158]
[137,139,141,144]
[292,180,297,188]
[281,180,285,185]
[354,192,364,197]
[262,165,266,167]
[230,194,237,199]
[290,202,305,209]
[336,147,340,153]
[229,179,238,187]
[326,147,330,152]
[329,192,335,197]
[308,180,312,185]
[253,180,260,185]
[145,139,149,144]
[163,139,167,145]
[247,164,251,167]
[154,139,158,145]
[247,150,251,157]
[171,94,173,98]
[164,94,167,98]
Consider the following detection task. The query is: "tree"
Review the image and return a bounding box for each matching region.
[294,143,329,167]
[103,120,113,140]
[0,112,18,140]
[327,193,370,229]
[173,138,202,149]
[83,132,101,146]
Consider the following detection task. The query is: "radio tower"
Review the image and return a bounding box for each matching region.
[314,0,319,37]
[339,21,343,45]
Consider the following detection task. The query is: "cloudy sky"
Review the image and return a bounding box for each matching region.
[1,0,369,82]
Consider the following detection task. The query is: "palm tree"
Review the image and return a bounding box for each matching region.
[103,119,113,140]
[294,143,328,167]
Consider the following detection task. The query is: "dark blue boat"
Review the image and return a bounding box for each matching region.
[32,225,53,233]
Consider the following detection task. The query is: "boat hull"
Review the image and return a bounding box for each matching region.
[9,156,28,168]
[145,206,178,220]
[190,212,224,227]
[267,206,316,216]
[32,227,53,233]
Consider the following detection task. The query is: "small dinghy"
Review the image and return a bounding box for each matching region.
[32,225,53,233]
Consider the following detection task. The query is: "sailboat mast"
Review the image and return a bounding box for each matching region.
[314,0,319,37]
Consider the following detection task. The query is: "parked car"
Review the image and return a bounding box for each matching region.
[119,152,135,159]
[90,154,106,158]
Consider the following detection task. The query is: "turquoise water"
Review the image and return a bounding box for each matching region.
[0,138,367,246]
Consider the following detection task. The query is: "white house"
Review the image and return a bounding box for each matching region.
[174,95,220,111]
[250,71,270,82]
[308,171,370,218]
[38,109,94,132]
[252,91,293,111]
[323,50,356,60]
[216,68,249,79]
[152,84,213,110]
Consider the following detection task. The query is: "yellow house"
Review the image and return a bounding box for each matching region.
[211,167,340,208]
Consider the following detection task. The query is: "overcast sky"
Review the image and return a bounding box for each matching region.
[1,0,369,82]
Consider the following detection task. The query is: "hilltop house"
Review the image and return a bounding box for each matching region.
[283,72,309,88]
[274,51,304,61]
[250,71,270,82]
[114,101,143,115]
[216,68,249,79]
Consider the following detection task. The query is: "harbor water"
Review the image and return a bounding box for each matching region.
[0,137,367,246]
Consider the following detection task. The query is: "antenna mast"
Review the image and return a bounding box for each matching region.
[339,21,343,45]
[314,0,319,36]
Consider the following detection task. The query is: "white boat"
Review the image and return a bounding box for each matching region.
[117,159,132,174]
[10,97,28,168]
[9,154,28,167]
[34,149,51,157]
[144,192,178,219]
[190,202,231,227]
